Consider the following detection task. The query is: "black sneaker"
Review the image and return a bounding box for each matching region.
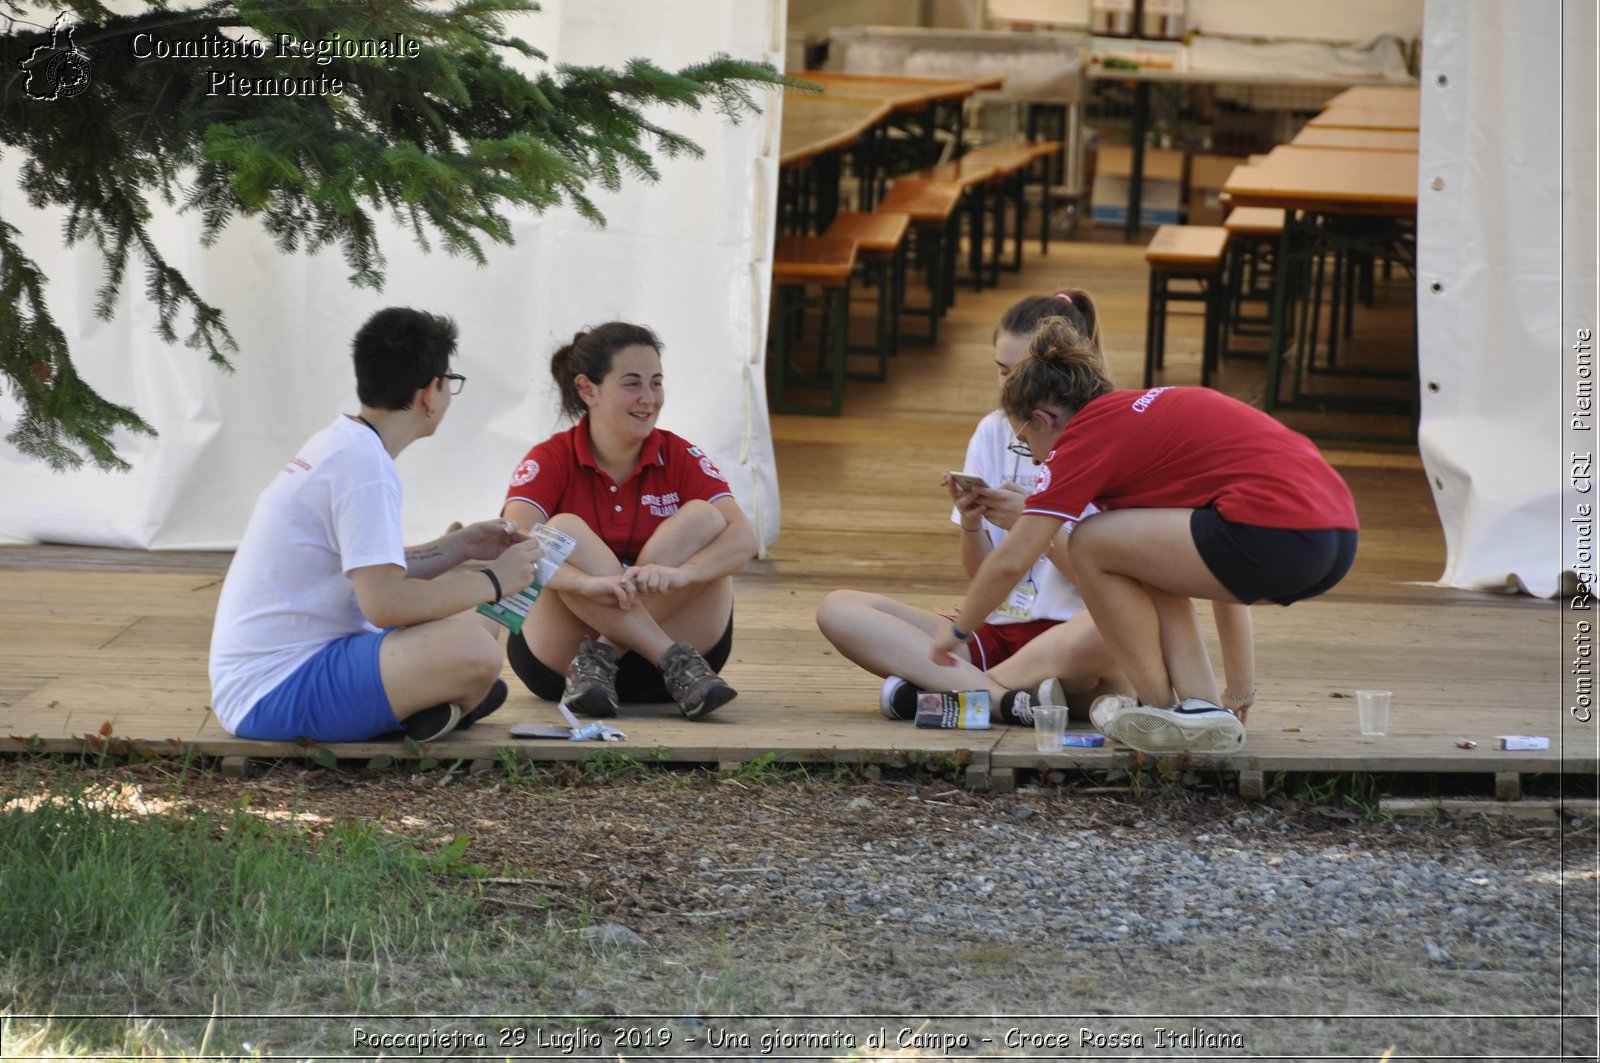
[660,642,737,720]
[562,637,619,717]
[878,675,921,720]
[402,702,461,742]
[456,679,508,730]
[996,690,1036,727]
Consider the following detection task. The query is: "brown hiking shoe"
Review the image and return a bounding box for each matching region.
[660,642,737,720]
[562,637,619,717]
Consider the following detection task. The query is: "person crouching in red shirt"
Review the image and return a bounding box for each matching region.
[929,318,1359,755]
[502,322,757,720]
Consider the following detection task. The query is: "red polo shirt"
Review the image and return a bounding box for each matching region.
[503,419,735,562]
[1023,387,1359,531]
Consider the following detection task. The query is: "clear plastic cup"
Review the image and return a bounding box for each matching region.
[1356,690,1392,736]
[1033,704,1069,752]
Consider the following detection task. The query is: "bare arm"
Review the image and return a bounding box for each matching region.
[625,496,758,595]
[1212,601,1256,719]
[930,513,1061,662]
[350,536,544,629]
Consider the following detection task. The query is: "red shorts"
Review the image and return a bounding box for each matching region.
[951,617,1061,671]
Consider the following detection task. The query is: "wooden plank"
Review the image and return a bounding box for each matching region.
[0,234,1579,785]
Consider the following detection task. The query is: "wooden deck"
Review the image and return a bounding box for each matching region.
[0,231,1583,793]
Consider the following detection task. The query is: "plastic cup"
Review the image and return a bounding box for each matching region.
[1356,690,1392,736]
[1033,704,1069,752]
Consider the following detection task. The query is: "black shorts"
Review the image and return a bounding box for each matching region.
[506,616,735,704]
[1191,507,1357,606]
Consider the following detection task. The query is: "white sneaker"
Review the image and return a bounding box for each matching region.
[1089,693,1136,742]
[1116,698,1246,755]
[1037,676,1067,708]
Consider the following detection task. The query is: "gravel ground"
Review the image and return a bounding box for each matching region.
[7,759,1597,1061]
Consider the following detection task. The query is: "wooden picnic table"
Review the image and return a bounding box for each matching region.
[1292,126,1420,152]
[1307,102,1422,132]
[1222,146,1419,436]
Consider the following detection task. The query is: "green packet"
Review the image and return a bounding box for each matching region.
[475,523,577,635]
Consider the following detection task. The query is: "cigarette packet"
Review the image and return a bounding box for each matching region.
[1064,734,1106,747]
[1498,735,1549,751]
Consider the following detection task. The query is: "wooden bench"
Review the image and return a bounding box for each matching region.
[1143,224,1229,389]
[822,210,912,379]
[891,159,1001,292]
[875,180,965,346]
[959,139,1062,274]
[1223,206,1287,353]
[769,236,858,416]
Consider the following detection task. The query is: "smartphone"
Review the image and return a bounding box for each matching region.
[946,471,989,492]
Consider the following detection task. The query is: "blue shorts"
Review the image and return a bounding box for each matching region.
[234,631,400,742]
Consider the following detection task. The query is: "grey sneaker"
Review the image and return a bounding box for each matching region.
[1116,698,1246,755]
[660,642,737,719]
[1089,693,1136,741]
[562,637,619,718]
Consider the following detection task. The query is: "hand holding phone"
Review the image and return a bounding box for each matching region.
[945,471,988,493]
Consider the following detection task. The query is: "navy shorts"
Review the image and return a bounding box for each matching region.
[508,615,734,704]
[1191,507,1357,606]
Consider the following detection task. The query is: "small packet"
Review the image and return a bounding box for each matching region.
[1499,735,1549,751]
[1064,733,1106,747]
[913,690,992,730]
[476,523,578,634]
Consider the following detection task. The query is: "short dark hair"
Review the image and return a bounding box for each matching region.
[549,322,663,422]
[996,288,1101,352]
[1000,317,1117,422]
[351,308,458,410]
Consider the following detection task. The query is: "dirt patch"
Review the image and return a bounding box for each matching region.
[4,757,1595,1061]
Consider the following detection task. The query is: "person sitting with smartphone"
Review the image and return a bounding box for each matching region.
[816,291,1132,725]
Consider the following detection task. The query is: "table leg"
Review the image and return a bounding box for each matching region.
[1125,80,1151,242]
[1263,211,1297,414]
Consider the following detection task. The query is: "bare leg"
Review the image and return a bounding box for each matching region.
[630,500,735,652]
[1067,509,1240,708]
[379,617,503,719]
[521,506,733,671]
[984,611,1131,716]
[815,590,1004,696]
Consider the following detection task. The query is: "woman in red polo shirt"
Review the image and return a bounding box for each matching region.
[930,317,1358,755]
[501,322,757,720]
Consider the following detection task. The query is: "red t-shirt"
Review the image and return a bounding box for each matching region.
[503,420,735,561]
[1023,387,1359,530]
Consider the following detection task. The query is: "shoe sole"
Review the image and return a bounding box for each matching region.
[1116,705,1245,755]
[565,689,618,718]
[680,684,737,721]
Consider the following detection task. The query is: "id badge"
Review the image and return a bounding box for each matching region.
[996,578,1037,620]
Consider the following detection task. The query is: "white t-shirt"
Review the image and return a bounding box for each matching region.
[951,409,1093,626]
[209,416,406,732]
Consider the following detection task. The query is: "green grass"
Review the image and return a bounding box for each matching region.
[1,785,472,983]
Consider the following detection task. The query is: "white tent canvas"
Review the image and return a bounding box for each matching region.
[0,0,786,552]
[1416,0,1597,597]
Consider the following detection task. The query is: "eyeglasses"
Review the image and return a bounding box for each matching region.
[443,373,467,395]
[1006,431,1032,458]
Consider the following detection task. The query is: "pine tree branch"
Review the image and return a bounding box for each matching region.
[0,0,798,471]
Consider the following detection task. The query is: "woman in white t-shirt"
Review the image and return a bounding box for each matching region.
[815,290,1130,725]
